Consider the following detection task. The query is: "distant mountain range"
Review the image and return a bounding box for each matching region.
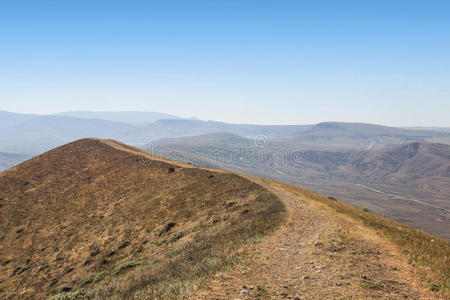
[152,132,450,239]
[0,111,312,154]
[275,122,450,150]
[0,152,31,171]
[0,110,449,238]
[2,138,444,299]
[53,111,181,125]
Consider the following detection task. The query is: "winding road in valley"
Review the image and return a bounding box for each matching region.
[354,183,450,213]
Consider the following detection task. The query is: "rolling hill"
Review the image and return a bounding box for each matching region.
[348,142,450,180]
[0,111,312,155]
[0,139,447,299]
[148,119,312,140]
[0,139,285,299]
[154,133,450,239]
[0,115,140,154]
[0,111,37,128]
[53,111,181,125]
[276,122,450,150]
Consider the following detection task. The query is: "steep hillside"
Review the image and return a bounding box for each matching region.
[0,139,448,299]
[154,134,450,239]
[0,153,31,172]
[336,142,450,215]
[350,142,450,179]
[0,139,285,299]
[276,122,450,150]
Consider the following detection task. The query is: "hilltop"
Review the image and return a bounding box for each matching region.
[0,139,285,299]
[0,139,448,299]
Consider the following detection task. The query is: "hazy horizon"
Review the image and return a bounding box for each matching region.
[1,1,450,126]
[3,109,450,128]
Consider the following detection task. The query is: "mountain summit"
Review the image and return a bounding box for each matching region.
[0,139,447,299]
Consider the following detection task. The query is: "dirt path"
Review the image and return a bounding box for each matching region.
[193,178,432,299]
[97,140,434,299]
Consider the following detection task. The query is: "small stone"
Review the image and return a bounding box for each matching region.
[241,286,250,296]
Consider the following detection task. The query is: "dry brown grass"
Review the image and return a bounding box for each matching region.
[0,139,286,299]
[277,181,450,294]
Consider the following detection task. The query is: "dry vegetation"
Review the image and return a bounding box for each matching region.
[191,177,445,299]
[0,138,448,299]
[278,181,450,294]
[0,139,286,299]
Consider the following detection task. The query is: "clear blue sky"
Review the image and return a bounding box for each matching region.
[1,1,449,126]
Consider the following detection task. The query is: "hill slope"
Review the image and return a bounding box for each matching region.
[276,122,450,150]
[0,139,448,299]
[0,139,285,299]
[195,178,449,299]
[350,141,450,179]
[154,134,450,239]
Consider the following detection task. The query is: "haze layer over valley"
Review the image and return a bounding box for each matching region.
[1,111,449,239]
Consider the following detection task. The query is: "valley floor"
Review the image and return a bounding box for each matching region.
[193,178,437,299]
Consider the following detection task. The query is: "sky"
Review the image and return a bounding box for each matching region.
[0,0,449,126]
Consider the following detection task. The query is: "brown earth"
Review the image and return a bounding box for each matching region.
[193,178,446,299]
[0,138,285,299]
[0,139,448,299]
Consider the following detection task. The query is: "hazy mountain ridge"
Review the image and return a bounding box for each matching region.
[0,152,31,171]
[276,122,450,150]
[150,119,312,139]
[0,115,140,154]
[1,112,449,237]
[153,132,450,238]
[349,142,450,179]
[0,111,313,154]
[53,111,181,125]
[0,139,447,299]
[0,111,37,128]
